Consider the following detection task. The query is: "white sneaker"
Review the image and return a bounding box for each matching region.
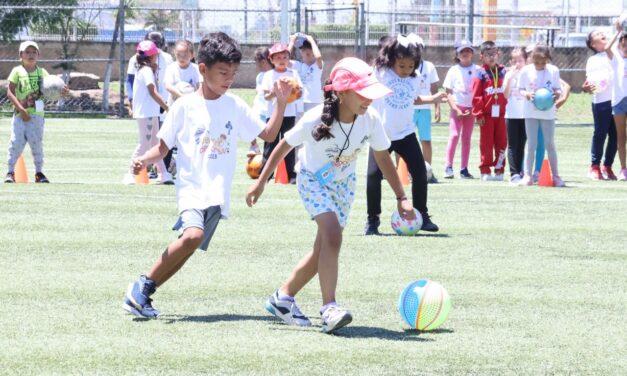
[122,173,135,185]
[443,166,454,179]
[553,176,566,187]
[492,173,504,181]
[159,172,174,185]
[520,175,534,186]
[619,168,627,181]
[265,290,312,327]
[509,174,522,186]
[481,173,494,181]
[321,305,353,334]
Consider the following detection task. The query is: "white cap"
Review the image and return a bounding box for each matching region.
[455,40,474,53]
[19,41,39,53]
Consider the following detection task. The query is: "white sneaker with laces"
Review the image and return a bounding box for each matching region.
[492,174,504,181]
[520,175,533,186]
[509,174,522,186]
[619,168,627,181]
[321,305,353,334]
[481,173,494,181]
[443,166,454,179]
[265,290,312,327]
[553,176,566,187]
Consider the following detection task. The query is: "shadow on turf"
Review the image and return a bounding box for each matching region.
[355,233,450,238]
[148,313,275,324]
[331,326,454,340]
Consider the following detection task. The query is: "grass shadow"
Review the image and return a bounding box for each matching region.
[331,326,436,341]
[155,313,275,324]
[354,233,450,238]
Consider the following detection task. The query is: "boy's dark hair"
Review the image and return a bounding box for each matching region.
[532,42,552,61]
[197,32,242,68]
[374,36,421,76]
[145,31,165,50]
[300,39,312,50]
[311,79,338,141]
[480,40,497,54]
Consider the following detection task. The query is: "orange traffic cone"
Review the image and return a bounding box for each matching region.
[537,159,554,187]
[397,157,410,186]
[134,167,149,185]
[14,155,28,183]
[274,159,289,184]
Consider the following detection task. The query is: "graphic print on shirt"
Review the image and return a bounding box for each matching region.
[384,77,416,110]
[324,134,369,172]
[195,126,230,158]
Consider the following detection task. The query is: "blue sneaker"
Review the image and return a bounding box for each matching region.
[265,290,312,327]
[123,275,160,318]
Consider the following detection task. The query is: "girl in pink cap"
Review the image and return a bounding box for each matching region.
[246,57,415,334]
[123,40,173,185]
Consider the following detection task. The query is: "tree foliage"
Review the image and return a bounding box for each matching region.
[0,0,79,41]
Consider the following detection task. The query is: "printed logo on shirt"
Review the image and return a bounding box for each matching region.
[195,127,230,157]
[326,144,362,172]
[485,87,505,95]
[384,77,416,110]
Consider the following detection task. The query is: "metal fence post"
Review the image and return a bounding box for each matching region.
[304,7,309,35]
[359,2,366,59]
[119,0,126,118]
[354,2,359,56]
[467,0,474,43]
[296,0,301,32]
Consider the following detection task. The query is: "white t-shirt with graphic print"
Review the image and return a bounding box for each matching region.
[291,60,323,104]
[284,105,391,181]
[158,92,264,217]
[372,67,420,141]
[442,63,480,108]
[413,60,440,110]
[517,63,561,120]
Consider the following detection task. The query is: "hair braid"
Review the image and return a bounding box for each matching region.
[311,79,338,141]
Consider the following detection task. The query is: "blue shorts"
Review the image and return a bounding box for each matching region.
[612,97,627,115]
[297,170,356,228]
[413,109,432,141]
[172,206,221,251]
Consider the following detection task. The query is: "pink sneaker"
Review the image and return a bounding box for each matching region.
[553,176,566,187]
[619,169,627,181]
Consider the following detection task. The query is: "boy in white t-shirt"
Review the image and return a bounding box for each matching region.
[122,32,293,318]
[288,33,324,112]
[261,43,303,183]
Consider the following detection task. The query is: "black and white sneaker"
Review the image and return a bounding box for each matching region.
[459,168,474,179]
[420,212,439,232]
[321,305,353,334]
[265,290,312,327]
[364,216,381,235]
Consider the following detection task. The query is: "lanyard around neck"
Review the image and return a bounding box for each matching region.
[336,116,356,162]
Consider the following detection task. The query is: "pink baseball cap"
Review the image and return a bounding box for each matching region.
[323,57,392,100]
[137,40,159,57]
[268,43,290,56]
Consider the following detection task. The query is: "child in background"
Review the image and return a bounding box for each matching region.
[442,40,480,179]
[288,33,324,112]
[164,39,200,105]
[604,21,627,181]
[4,41,66,184]
[246,57,415,333]
[249,47,273,158]
[517,43,564,187]
[260,43,303,183]
[365,33,447,235]
[412,36,441,184]
[582,30,617,180]
[503,46,528,184]
[123,32,292,318]
[471,41,508,181]
[123,41,173,185]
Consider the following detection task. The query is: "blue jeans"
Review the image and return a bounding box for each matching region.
[591,100,617,166]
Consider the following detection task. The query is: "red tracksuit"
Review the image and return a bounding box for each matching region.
[471,64,508,175]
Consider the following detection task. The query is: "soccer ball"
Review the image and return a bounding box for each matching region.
[175,81,195,95]
[399,279,451,331]
[390,208,422,236]
[41,75,65,101]
[533,88,554,111]
[246,154,263,179]
[425,161,433,181]
[285,77,301,103]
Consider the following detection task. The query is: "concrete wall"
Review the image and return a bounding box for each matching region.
[0,41,592,93]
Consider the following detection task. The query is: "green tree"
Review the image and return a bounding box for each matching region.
[143,9,180,32]
[0,0,79,41]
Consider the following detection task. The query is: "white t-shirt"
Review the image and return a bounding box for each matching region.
[442,63,479,108]
[251,71,269,120]
[132,66,160,118]
[157,92,265,217]
[608,49,627,106]
[586,52,613,104]
[517,63,562,120]
[291,60,323,104]
[262,68,303,117]
[413,60,439,110]
[163,62,201,105]
[372,67,420,141]
[504,69,525,119]
[127,50,173,101]
[285,105,391,180]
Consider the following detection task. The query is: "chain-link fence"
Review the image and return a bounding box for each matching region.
[0,0,621,117]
